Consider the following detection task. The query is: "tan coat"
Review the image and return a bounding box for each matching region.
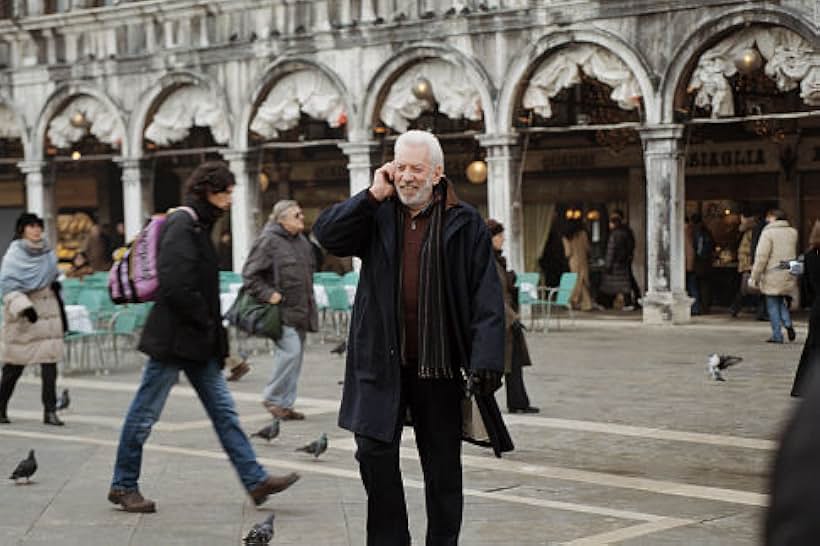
[751,220,798,296]
[1,287,64,365]
[562,231,593,311]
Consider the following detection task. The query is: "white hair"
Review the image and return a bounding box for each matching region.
[270,200,299,222]
[394,130,444,169]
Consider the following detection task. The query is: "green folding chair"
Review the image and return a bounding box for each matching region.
[544,272,578,332]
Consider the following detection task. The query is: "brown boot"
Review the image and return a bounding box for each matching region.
[249,473,300,506]
[107,489,157,513]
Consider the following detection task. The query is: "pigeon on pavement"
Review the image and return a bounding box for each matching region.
[9,449,37,483]
[330,341,346,355]
[56,389,70,411]
[243,513,275,544]
[251,419,280,442]
[707,354,743,381]
[296,433,328,459]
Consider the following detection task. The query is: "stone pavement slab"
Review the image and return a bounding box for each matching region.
[0,315,805,545]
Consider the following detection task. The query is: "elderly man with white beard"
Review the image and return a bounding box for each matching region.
[313,130,506,546]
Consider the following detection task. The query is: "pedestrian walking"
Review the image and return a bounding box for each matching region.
[108,162,299,513]
[685,217,700,315]
[0,213,66,426]
[561,218,593,311]
[729,211,758,317]
[242,200,318,421]
[487,219,539,414]
[791,220,820,396]
[599,211,634,310]
[313,130,506,546]
[750,209,798,344]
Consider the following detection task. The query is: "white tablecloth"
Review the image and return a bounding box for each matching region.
[65,305,94,333]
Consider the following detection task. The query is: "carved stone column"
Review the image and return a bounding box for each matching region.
[640,125,692,324]
[115,158,154,241]
[222,150,261,272]
[18,159,57,246]
[478,133,524,272]
[339,141,378,196]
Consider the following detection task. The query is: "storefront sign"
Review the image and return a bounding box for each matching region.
[685,142,778,175]
[527,147,640,172]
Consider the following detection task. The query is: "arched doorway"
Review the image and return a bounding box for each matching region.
[673,24,819,309]
[371,58,488,213]
[511,42,646,303]
[43,94,125,270]
[0,102,26,256]
[247,66,349,272]
[140,82,231,267]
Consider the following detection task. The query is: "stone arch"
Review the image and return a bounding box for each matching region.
[497,28,659,130]
[235,57,355,149]
[31,82,127,160]
[360,42,497,137]
[127,70,233,157]
[660,6,818,123]
[0,91,30,156]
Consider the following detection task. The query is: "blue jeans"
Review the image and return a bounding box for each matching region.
[111,357,267,493]
[263,326,305,409]
[766,295,793,342]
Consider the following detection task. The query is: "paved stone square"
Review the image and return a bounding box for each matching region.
[0,315,805,545]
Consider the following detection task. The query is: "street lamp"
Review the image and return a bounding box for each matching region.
[70,111,87,128]
[466,160,487,184]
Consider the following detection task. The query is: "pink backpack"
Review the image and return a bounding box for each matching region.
[108,207,197,304]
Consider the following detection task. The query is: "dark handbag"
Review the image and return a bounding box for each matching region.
[511,320,532,368]
[224,288,282,340]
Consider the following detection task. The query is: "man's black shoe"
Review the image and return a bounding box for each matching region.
[787,326,796,342]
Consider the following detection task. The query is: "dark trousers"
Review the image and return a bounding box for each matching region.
[354,370,463,546]
[0,363,58,415]
[506,360,530,411]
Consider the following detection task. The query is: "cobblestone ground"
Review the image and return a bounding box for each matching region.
[0,313,805,545]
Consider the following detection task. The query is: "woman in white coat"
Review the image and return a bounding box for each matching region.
[750,209,799,344]
[0,213,65,425]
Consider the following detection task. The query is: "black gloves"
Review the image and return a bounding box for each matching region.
[467,369,503,397]
[22,307,38,324]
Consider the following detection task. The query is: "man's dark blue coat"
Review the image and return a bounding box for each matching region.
[313,187,505,442]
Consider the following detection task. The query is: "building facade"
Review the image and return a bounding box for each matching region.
[0,0,817,323]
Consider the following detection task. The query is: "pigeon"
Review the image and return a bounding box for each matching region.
[330,341,346,355]
[243,513,275,545]
[296,433,328,459]
[251,419,280,442]
[707,353,743,381]
[56,388,70,411]
[9,449,37,483]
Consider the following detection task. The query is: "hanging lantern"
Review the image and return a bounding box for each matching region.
[70,111,87,128]
[734,47,762,74]
[465,160,487,184]
[411,76,434,102]
[71,150,81,161]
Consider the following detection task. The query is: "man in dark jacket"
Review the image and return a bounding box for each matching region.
[108,162,299,513]
[313,130,505,546]
[599,212,634,309]
[243,199,318,421]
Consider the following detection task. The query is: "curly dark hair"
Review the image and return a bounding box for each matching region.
[184,161,236,199]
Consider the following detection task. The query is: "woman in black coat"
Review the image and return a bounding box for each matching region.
[791,221,820,396]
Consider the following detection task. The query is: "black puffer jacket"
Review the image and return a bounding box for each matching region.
[138,199,228,364]
[242,222,318,332]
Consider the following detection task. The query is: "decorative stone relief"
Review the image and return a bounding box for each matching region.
[250,70,346,139]
[144,86,230,147]
[47,95,122,149]
[0,104,22,139]
[379,59,483,133]
[687,26,818,116]
[522,44,642,119]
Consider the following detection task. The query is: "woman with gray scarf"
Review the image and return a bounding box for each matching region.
[0,213,65,426]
